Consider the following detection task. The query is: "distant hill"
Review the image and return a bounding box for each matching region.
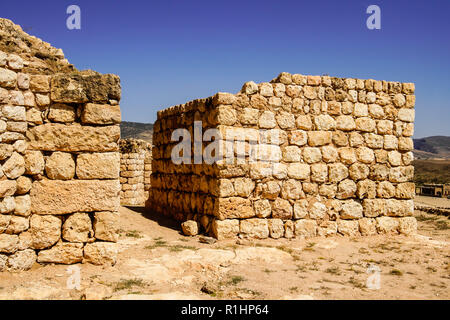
[413,136,450,159]
[120,121,153,143]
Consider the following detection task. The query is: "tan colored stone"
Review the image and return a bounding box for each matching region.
[0,196,15,214]
[311,163,328,183]
[308,131,332,147]
[287,163,310,180]
[386,199,413,217]
[29,215,61,249]
[240,219,269,239]
[281,179,304,199]
[14,194,31,217]
[0,234,19,253]
[0,68,17,88]
[62,212,94,242]
[398,217,417,235]
[296,115,312,130]
[268,219,284,239]
[289,130,307,146]
[328,163,348,182]
[302,147,321,163]
[254,199,271,218]
[181,220,199,236]
[0,180,16,197]
[272,198,293,219]
[294,220,317,238]
[284,220,294,238]
[338,147,356,165]
[336,179,356,199]
[3,152,25,179]
[359,218,377,235]
[5,215,28,234]
[214,197,254,219]
[233,177,255,197]
[83,242,117,266]
[337,220,359,236]
[389,166,414,183]
[376,216,399,234]
[38,242,83,264]
[259,111,276,129]
[29,75,50,92]
[276,111,295,129]
[76,152,120,179]
[238,108,259,125]
[7,249,36,271]
[396,182,415,199]
[45,152,75,180]
[349,163,369,180]
[24,150,44,175]
[48,104,76,123]
[16,176,32,195]
[211,219,239,240]
[27,123,120,152]
[340,200,363,219]
[31,180,120,215]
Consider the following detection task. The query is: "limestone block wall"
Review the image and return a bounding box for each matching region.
[119,139,151,206]
[147,72,417,240]
[0,19,121,271]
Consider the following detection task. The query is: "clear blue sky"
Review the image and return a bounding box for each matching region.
[2,0,449,138]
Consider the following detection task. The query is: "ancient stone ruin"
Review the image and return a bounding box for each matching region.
[119,138,152,206]
[0,19,121,271]
[147,72,417,239]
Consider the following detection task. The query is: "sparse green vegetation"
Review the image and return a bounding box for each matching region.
[390,269,403,276]
[125,230,143,238]
[229,276,245,286]
[112,278,146,292]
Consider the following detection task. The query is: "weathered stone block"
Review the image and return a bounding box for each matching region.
[83,242,117,266]
[27,123,120,152]
[31,180,120,215]
[76,152,120,179]
[81,103,121,125]
[240,218,269,239]
[37,242,83,264]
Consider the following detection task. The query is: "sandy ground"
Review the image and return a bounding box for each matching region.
[0,200,448,300]
[415,195,450,208]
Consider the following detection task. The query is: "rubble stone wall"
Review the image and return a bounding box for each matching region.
[119,139,151,206]
[0,19,121,271]
[147,72,417,240]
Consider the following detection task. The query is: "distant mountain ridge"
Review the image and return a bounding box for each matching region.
[120,121,154,143]
[413,136,450,159]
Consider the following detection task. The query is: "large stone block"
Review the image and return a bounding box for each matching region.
[51,73,121,103]
[29,215,61,249]
[30,180,120,215]
[93,211,119,242]
[214,197,254,219]
[62,212,94,242]
[27,123,120,152]
[76,152,120,179]
[81,103,121,125]
[38,242,83,264]
[211,219,239,240]
[83,242,117,266]
[240,218,269,239]
[7,249,36,271]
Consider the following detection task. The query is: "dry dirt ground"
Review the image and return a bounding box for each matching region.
[415,195,450,208]
[0,200,448,300]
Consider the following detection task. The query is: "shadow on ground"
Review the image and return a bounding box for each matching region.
[124,205,181,233]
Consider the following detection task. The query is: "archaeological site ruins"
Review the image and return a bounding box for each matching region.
[0,17,418,272]
[147,72,417,240]
[0,19,121,271]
